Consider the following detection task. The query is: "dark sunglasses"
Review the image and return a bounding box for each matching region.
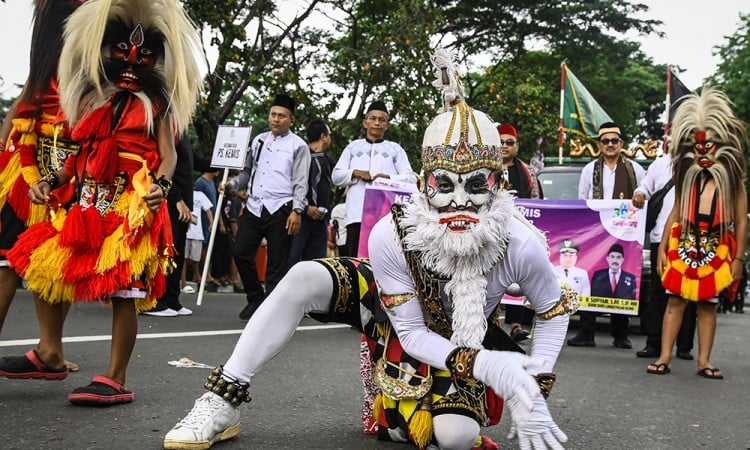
[599,138,621,145]
[500,139,516,146]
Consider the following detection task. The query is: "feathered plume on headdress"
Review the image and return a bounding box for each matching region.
[421,48,502,174]
[430,48,464,112]
[58,0,203,134]
[669,87,747,228]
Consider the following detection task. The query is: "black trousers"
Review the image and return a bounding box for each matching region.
[577,310,629,340]
[211,231,233,280]
[342,222,362,257]
[644,242,696,350]
[504,304,535,326]
[155,201,188,311]
[233,204,292,304]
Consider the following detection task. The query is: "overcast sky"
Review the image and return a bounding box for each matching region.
[0,0,747,100]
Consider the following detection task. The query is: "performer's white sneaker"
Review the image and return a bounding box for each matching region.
[164,392,240,449]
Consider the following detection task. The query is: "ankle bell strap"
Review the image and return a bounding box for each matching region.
[204,366,252,406]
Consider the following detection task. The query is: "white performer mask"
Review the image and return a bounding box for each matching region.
[424,167,500,219]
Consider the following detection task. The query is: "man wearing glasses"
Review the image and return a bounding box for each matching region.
[498,123,542,342]
[498,123,543,200]
[577,122,645,200]
[569,122,645,348]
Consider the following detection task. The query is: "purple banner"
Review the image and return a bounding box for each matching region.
[515,199,646,315]
[358,181,418,258]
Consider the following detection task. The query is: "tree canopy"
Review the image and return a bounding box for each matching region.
[178,0,674,167]
[708,13,750,130]
[5,1,747,170]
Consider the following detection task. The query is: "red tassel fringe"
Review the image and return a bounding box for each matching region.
[59,206,104,251]
[6,222,58,275]
[7,177,31,223]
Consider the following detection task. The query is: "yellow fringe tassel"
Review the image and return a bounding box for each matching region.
[51,207,68,231]
[409,395,433,450]
[96,226,126,273]
[0,152,21,208]
[373,393,384,422]
[27,203,49,226]
[20,165,41,190]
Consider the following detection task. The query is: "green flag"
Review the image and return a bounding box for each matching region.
[562,66,612,140]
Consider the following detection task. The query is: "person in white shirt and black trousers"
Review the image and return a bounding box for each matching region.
[631,154,696,360]
[226,94,311,321]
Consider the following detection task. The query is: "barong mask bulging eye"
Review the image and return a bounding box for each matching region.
[692,130,718,168]
[103,21,164,93]
[425,168,499,231]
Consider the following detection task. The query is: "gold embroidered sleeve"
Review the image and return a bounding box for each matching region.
[534,373,556,398]
[380,293,414,312]
[537,282,580,320]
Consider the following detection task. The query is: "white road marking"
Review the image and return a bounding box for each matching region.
[0,323,351,347]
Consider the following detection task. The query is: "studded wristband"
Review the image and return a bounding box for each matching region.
[151,173,173,198]
[39,172,61,189]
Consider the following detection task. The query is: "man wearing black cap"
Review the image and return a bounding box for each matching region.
[226,93,311,320]
[569,243,637,348]
[552,239,590,298]
[571,122,643,348]
[578,122,645,200]
[331,100,416,257]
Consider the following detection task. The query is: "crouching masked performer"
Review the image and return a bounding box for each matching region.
[0,0,83,379]
[164,49,573,450]
[6,0,202,405]
[649,88,747,379]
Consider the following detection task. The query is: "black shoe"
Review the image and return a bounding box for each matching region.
[676,350,694,360]
[636,345,659,358]
[567,334,595,347]
[510,326,530,343]
[239,300,262,321]
[613,338,632,349]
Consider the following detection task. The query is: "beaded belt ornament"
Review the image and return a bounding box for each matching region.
[373,325,433,400]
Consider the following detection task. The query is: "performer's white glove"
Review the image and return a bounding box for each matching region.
[506,393,568,450]
[472,350,542,420]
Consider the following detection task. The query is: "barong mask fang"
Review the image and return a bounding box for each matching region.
[103,21,164,94]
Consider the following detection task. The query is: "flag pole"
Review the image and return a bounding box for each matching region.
[662,65,672,154]
[558,62,566,165]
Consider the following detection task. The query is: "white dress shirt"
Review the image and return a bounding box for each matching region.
[234,130,310,217]
[578,157,646,200]
[633,154,675,243]
[552,265,591,296]
[332,138,416,226]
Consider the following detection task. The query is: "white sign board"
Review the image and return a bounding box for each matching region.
[209,125,252,169]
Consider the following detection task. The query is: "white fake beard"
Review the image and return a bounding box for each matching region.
[400,191,515,348]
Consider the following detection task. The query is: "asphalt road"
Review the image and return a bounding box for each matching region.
[0,288,748,450]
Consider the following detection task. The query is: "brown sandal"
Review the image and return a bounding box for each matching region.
[647,362,671,375]
[697,367,723,379]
